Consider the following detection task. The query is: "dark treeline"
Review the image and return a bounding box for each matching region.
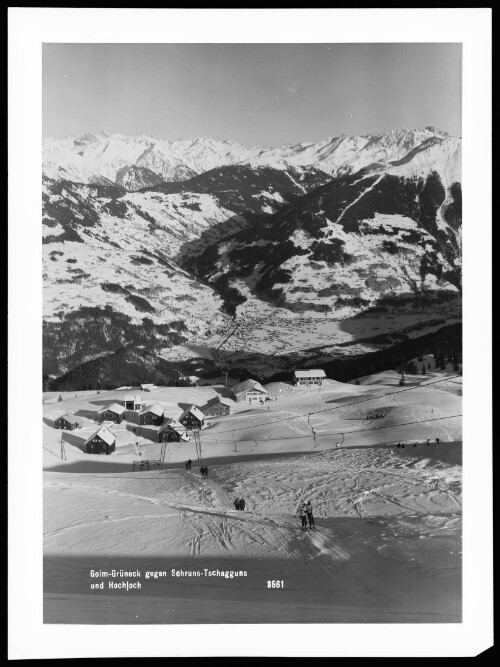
[267,323,462,384]
[44,346,212,392]
[44,323,462,392]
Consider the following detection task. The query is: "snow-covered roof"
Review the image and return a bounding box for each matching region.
[203,396,233,409]
[123,393,141,402]
[98,402,125,415]
[140,403,164,417]
[232,379,268,395]
[140,383,155,390]
[179,405,205,422]
[162,418,186,433]
[85,426,116,446]
[57,412,79,425]
[294,369,327,378]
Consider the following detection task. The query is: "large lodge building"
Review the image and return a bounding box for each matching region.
[231,379,268,404]
[293,369,327,386]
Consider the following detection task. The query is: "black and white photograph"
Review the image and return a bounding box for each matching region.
[9,7,492,659]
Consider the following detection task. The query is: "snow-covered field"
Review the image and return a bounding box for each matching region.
[44,373,462,623]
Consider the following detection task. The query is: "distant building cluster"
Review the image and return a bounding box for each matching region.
[52,369,329,456]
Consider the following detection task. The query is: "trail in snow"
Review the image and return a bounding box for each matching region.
[335,175,384,225]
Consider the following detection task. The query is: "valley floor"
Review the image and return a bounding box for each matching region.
[159,300,462,378]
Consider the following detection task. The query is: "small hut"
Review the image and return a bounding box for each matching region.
[54,412,80,430]
[139,403,164,426]
[84,426,116,455]
[158,418,190,443]
[201,396,232,418]
[179,405,205,430]
[98,403,125,424]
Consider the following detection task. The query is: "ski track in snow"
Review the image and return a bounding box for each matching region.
[44,440,461,583]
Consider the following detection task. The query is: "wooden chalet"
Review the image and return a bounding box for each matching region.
[139,403,164,426]
[98,403,125,424]
[158,418,190,443]
[201,396,232,417]
[54,412,80,430]
[178,405,205,430]
[84,426,116,455]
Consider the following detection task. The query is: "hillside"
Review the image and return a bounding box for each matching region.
[42,165,330,379]
[42,127,462,389]
[186,166,461,316]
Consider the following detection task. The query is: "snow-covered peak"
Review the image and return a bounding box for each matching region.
[43,127,460,190]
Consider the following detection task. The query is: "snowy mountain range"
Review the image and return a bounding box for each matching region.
[43,127,459,191]
[42,128,462,390]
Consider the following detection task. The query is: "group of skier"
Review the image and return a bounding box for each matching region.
[185,460,209,477]
[233,497,246,511]
[394,437,441,450]
[299,500,316,531]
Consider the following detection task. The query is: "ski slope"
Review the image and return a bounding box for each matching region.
[43,374,462,623]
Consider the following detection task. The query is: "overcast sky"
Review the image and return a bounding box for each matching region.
[43,43,462,145]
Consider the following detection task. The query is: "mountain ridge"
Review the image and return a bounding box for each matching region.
[43,127,460,191]
[42,126,462,389]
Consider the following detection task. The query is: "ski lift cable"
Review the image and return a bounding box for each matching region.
[207,375,461,437]
[200,413,462,445]
[307,413,318,448]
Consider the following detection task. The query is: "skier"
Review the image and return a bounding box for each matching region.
[205,466,209,478]
[306,500,315,530]
[200,466,205,478]
[435,437,440,444]
[299,503,308,531]
[240,498,246,511]
[185,460,189,471]
[187,459,192,470]
[426,439,430,446]
[234,497,240,510]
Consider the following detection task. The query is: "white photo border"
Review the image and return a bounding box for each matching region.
[8,7,492,659]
